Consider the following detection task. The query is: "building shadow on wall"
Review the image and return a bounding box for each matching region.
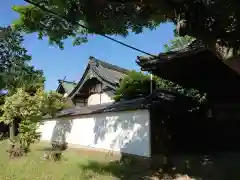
[50,119,73,146]
[110,112,149,158]
[89,110,153,179]
[104,90,114,97]
[93,110,149,157]
[83,108,240,180]
[93,115,108,144]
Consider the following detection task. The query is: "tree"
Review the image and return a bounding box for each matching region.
[114,70,157,101]
[0,26,47,154]
[163,35,195,52]
[12,0,240,63]
[0,26,32,89]
[0,88,66,155]
[4,63,45,95]
[0,26,45,144]
[12,1,160,49]
[114,70,206,103]
[0,26,45,95]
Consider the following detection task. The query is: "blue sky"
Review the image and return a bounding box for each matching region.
[1,0,175,91]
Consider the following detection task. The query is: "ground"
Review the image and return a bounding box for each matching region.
[0,140,160,180]
[2,140,239,180]
[0,141,115,180]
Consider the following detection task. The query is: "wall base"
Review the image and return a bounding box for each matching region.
[40,140,151,168]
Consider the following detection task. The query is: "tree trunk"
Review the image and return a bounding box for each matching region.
[8,120,16,150]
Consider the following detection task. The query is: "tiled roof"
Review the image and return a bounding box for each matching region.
[69,57,129,98]
[136,40,206,68]
[91,57,129,74]
[58,80,77,95]
[43,89,196,119]
[90,57,129,87]
[136,40,240,103]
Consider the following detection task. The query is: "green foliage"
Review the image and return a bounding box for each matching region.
[6,65,45,95]
[0,26,32,89]
[0,26,45,94]
[0,88,66,150]
[42,91,68,117]
[11,0,240,54]
[163,35,195,52]
[114,70,206,103]
[12,1,160,49]
[0,26,48,154]
[114,71,156,101]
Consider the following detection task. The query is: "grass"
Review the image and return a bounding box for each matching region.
[0,141,123,180]
[4,140,239,180]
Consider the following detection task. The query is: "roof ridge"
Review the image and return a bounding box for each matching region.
[137,40,205,62]
[68,56,128,98]
[89,56,129,73]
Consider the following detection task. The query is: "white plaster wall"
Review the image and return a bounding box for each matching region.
[87,92,114,105]
[38,120,56,141]
[39,110,150,157]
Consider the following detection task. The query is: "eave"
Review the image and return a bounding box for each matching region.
[137,42,240,103]
[56,80,77,96]
[69,57,128,99]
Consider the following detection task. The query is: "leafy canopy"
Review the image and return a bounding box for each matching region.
[12,0,240,53]
[0,26,64,150]
[0,26,45,94]
[114,70,157,101]
[163,35,195,52]
[0,88,66,147]
[6,64,45,95]
[0,88,66,124]
[12,1,161,49]
[0,26,32,90]
[0,27,31,68]
[114,70,206,103]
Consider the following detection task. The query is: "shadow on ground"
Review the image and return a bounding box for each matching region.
[80,153,240,180]
[80,160,154,180]
[36,147,58,151]
[36,146,68,152]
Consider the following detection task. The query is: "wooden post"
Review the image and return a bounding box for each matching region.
[100,83,102,104]
[150,72,153,94]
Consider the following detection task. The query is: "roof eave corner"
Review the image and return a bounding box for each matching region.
[58,79,63,84]
[136,56,161,71]
[89,56,95,60]
[136,56,148,66]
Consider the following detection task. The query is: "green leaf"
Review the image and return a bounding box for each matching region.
[73,36,88,46]
[114,70,205,104]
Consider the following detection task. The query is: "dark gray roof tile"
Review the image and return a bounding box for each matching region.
[43,89,196,119]
[137,40,207,67]
[59,80,77,94]
[91,57,129,86]
[69,57,129,98]
[92,57,129,73]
